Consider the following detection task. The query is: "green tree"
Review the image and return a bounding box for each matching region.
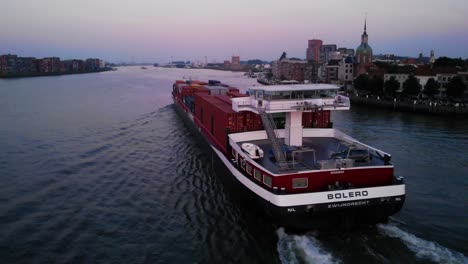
[434,57,466,70]
[446,76,466,97]
[265,71,273,79]
[423,78,440,98]
[353,74,369,92]
[369,75,384,95]
[402,75,422,97]
[384,76,400,97]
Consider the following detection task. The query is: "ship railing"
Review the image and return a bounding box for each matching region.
[337,134,392,163]
[232,96,350,112]
[265,98,350,112]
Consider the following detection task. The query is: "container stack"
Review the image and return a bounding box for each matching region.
[177,79,265,152]
[302,110,331,128]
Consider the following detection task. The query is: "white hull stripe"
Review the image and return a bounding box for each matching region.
[212,146,405,207]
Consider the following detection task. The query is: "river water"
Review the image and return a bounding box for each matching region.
[0,67,466,264]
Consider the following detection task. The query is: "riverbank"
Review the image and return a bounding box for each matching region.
[0,67,114,79]
[349,94,468,115]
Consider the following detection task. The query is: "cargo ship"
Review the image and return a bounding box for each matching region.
[172,79,405,229]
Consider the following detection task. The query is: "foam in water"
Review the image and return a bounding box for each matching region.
[378,224,467,264]
[276,228,340,264]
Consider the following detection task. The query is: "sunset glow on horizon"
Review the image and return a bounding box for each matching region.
[1,0,467,63]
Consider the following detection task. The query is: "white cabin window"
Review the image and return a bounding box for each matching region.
[292,178,308,189]
[263,175,272,187]
[246,163,253,175]
[240,158,245,170]
[254,169,261,181]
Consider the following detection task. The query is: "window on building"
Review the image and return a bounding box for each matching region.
[263,175,272,187]
[246,163,253,175]
[254,169,261,181]
[240,158,245,169]
[292,178,308,189]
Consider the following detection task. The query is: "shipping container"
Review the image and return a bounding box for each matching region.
[214,95,232,105]
[312,110,331,128]
[190,83,268,152]
[205,85,229,96]
[191,80,208,85]
[302,112,313,128]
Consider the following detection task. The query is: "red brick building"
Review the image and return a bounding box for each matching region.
[273,59,306,81]
[39,57,61,73]
[306,39,322,62]
[231,56,241,70]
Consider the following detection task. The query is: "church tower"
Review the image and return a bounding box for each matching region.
[355,16,373,76]
[429,50,435,65]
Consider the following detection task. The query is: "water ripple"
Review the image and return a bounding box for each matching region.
[1,68,467,263]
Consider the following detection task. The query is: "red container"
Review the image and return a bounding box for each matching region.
[228,87,240,93]
[214,95,232,105]
[191,80,208,85]
[302,112,314,128]
[311,110,331,128]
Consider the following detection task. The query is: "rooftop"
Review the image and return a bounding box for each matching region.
[327,59,341,66]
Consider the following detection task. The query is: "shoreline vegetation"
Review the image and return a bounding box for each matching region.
[349,94,468,115]
[0,67,114,79]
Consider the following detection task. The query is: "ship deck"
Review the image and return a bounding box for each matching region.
[237,137,388,174]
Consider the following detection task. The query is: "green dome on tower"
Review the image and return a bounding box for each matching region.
[356,42,372,54]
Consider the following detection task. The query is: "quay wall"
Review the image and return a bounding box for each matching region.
[350,95,468,115]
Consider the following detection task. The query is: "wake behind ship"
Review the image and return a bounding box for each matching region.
[172,79,405,229]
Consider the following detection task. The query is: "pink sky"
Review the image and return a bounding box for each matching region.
[1,0,467,63]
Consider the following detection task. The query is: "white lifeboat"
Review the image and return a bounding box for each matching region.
[241,143,264,159]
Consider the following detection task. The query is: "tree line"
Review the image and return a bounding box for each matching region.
[353,74,466,99]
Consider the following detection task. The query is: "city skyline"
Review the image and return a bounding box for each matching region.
[1,0,467,63]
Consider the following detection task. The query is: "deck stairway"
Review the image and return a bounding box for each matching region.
[259,110,289,170]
